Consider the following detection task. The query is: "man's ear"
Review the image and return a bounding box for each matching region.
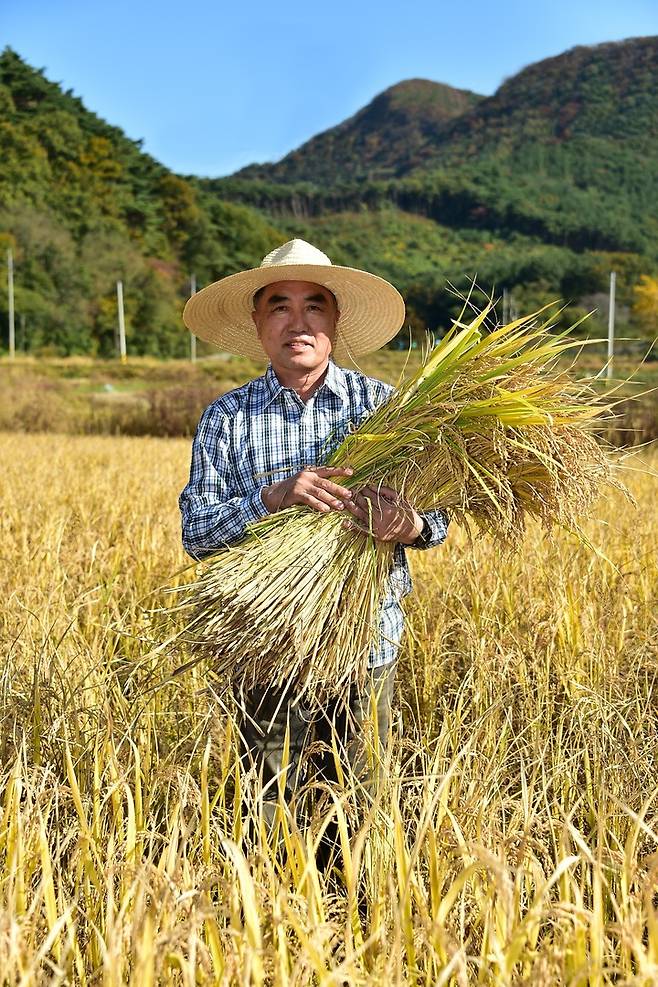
[251,310,260,334]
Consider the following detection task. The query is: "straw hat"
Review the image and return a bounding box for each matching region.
[183,238,406,362]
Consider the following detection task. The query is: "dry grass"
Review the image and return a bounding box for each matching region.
[0,431,657,984]
[1,350,657,444]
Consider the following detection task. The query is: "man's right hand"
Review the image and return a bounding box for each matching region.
[261,466,354,514]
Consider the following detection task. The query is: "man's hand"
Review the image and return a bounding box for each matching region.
[262,466,354,514]
[345,484,424,544]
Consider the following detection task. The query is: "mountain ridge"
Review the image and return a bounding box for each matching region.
[208,33,657,318]
[1,38,657,355]
[230,36,658,185]
[0,47,285,355]
[236,79,484,183]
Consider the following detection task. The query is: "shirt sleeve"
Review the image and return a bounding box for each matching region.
[179,403,269,559]
[407,508,450,551]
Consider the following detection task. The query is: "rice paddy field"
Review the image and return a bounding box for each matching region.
[1,429,657,985]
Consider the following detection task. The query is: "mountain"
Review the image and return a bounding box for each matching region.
[432,37,658,159]
[1,40,657,355]
[236,80,483,184]
[208,36,657,334]
[227,37,658,186]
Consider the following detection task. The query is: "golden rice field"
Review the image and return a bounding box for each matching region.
[1,431,657,985]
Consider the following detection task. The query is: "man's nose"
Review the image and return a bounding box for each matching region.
[287,306,310,331]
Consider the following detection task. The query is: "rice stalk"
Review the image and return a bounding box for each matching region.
[164,304,623,705]
[0,431,656,982]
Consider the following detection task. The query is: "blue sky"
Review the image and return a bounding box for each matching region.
[5,0,657,177]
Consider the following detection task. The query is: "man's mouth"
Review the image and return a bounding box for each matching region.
[285,340,313,351]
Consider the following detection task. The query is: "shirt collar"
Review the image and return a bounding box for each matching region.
[261,361,349,408]
[263,363,284,407]
[323,360,349,402]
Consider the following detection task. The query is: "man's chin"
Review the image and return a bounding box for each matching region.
[282,351,323,369]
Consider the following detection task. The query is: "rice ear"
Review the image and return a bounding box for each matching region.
[164,305,624,705]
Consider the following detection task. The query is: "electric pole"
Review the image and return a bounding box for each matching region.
[607,271,616,379]
[117,280,127,363]
[7,248,15,359]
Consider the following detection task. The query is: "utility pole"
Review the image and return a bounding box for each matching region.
[190,274,197,363]
[607,271,616,380]
[7,248,15,359]
[117,280,127,363]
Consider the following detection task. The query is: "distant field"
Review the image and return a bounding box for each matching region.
[1,431,656,982]
[1,344,657,444]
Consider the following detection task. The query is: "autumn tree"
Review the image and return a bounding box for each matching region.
[631,275,658,337]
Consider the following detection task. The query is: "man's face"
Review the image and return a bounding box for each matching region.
[251,280,339,375]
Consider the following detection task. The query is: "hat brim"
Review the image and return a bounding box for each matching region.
[182,263,406,362]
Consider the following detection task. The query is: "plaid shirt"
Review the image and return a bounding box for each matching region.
[179,361,449,667]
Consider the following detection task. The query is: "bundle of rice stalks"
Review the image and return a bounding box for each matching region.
[165,304,620,704]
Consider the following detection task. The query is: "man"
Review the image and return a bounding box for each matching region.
[179,239,449,810]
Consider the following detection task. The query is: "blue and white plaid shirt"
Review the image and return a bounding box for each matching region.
[179,361,449,667]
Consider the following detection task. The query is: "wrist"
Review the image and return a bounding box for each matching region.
[401,510,424,545]
[261,484,276,513]
[262,481,289,514]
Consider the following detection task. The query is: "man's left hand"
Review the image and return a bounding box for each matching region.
[345,484,424,545]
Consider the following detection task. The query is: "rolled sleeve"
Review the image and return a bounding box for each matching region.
[408,508,450,551]
[179,405,270,559]
[180,485,269,559]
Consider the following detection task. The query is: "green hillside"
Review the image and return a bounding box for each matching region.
[266,207,644,335]
[238,37,658,184]
[1,39,657,355]
[236,79,484,183]
[0,48,284,356]
[210,37,658,335]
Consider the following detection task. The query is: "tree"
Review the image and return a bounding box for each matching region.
[631,275,658,338]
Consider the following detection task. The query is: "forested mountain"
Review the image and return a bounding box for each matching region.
[0,48,284,355]
[215,36,658,255]
[236,80,484,183]
[211,36,658,335]
[1,38,657,355]
[236,38,658,183]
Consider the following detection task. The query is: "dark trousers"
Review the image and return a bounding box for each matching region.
[236,662,395,831]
